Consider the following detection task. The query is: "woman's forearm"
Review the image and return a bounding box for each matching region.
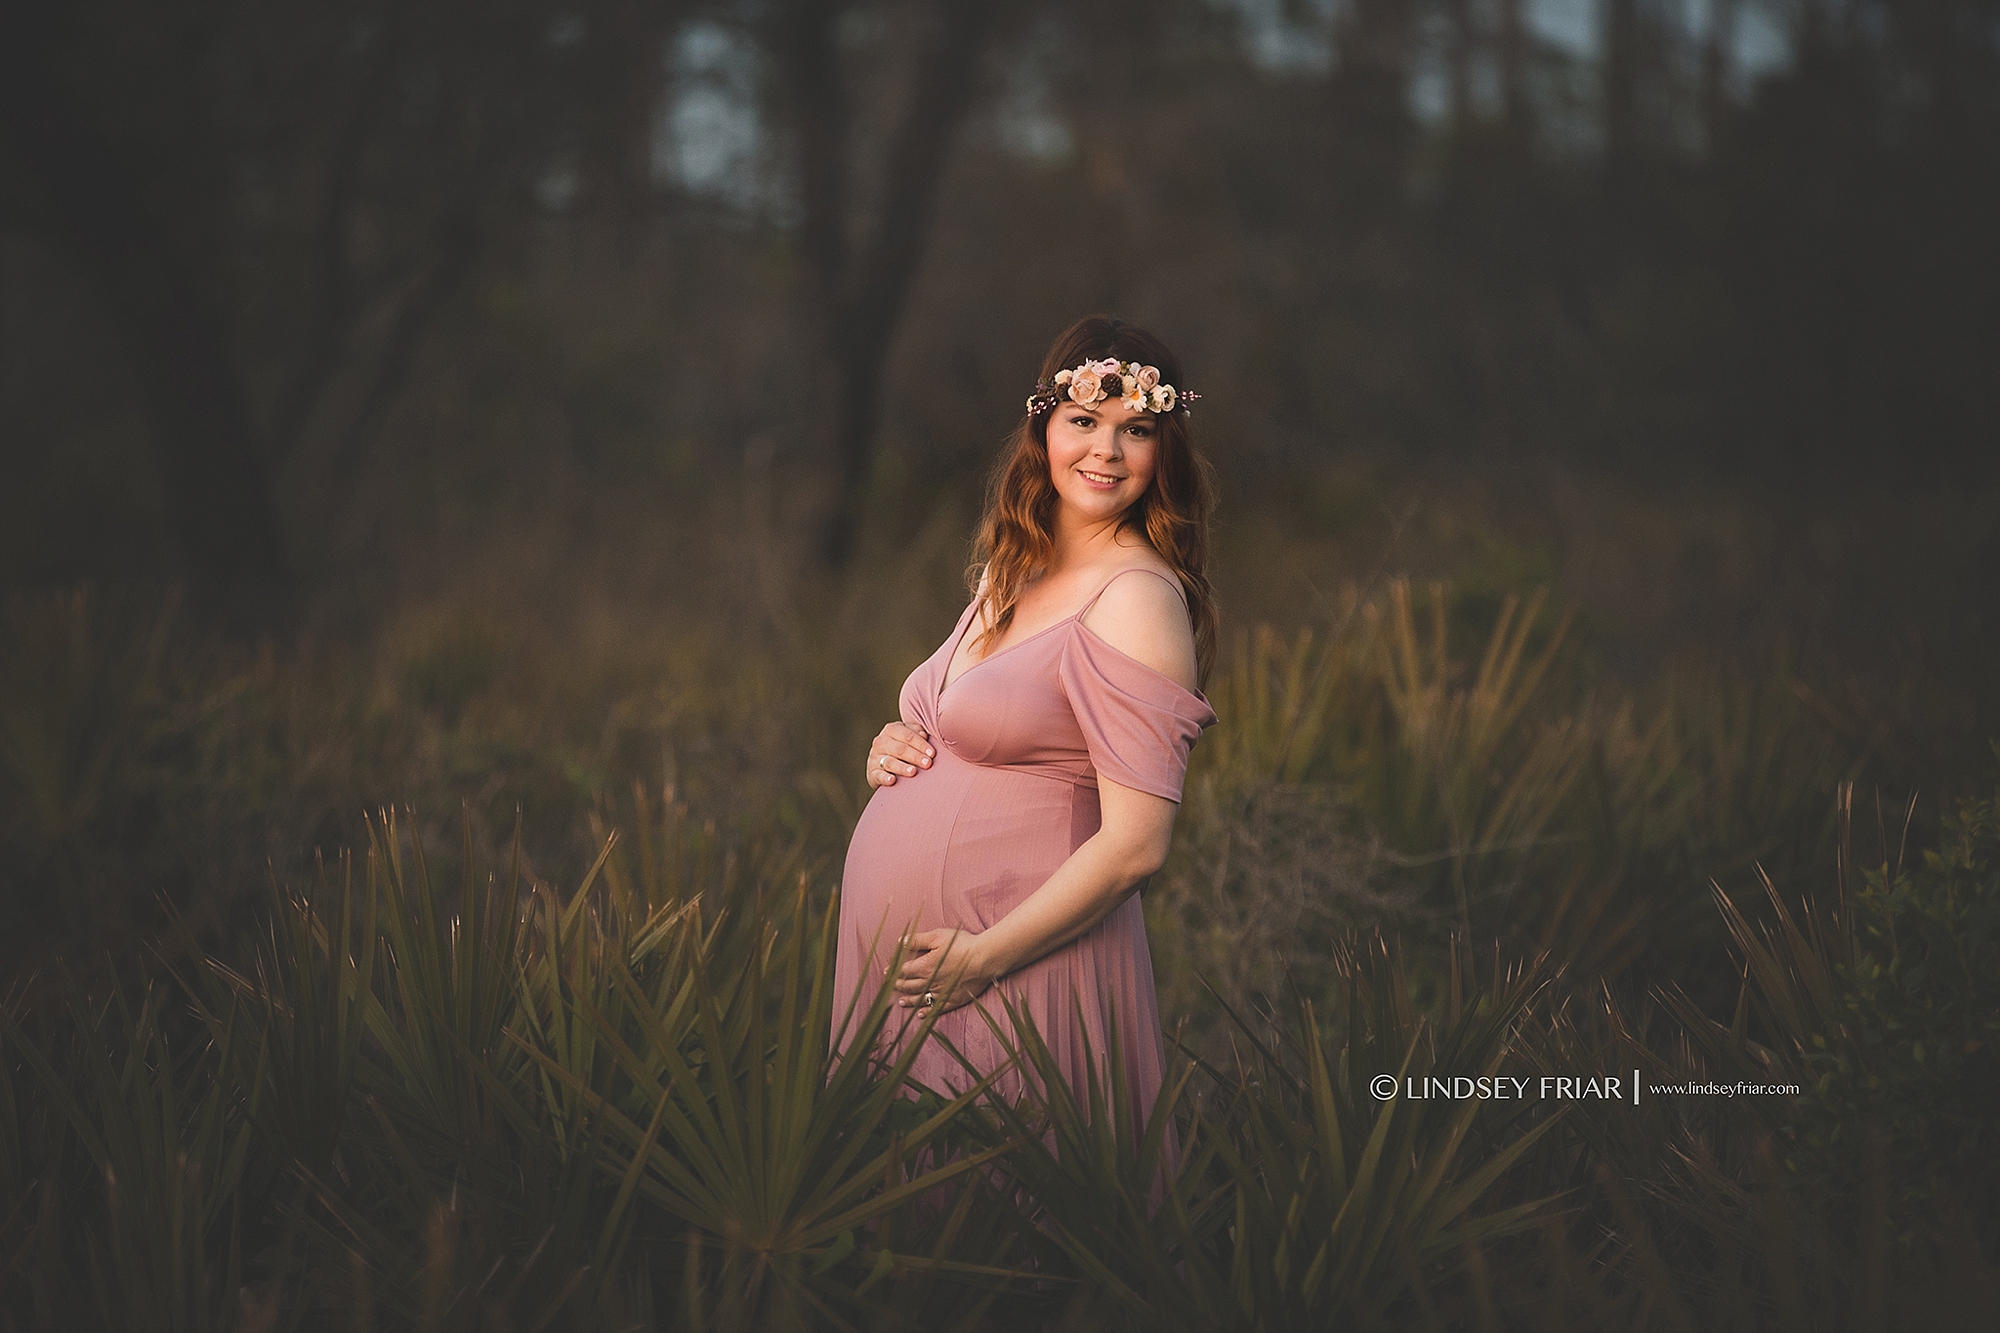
[976,840,1149,978]
[892,781,1181,1010]
[975,785,1176,980]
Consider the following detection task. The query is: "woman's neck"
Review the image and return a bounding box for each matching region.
[1049,507,1138,575]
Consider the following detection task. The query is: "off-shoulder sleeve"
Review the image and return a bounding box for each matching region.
[1058,625,1218,802]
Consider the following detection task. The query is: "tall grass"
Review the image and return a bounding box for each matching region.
[1,576,1992,1327]
[1149,579,1861,1033]
[4,785,1995,1327]
[4,834,1992,1328]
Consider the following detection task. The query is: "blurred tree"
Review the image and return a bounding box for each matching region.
[0,0,681,617]
[1498,0,1530,133]
[0,6,286,609]
[760,0,1024,566]
[1702,0,1741,144]
[1326,0,1416,232]
[1444,0,1474,129]
[1717,0,2000,483]
[0,0,1994,597]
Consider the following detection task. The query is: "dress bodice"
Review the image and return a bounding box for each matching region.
[898,570,1216,802]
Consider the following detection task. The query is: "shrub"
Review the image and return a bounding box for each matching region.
[1792,765,2000,1249]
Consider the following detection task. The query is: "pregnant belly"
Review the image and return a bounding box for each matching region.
[838,751,1100,971]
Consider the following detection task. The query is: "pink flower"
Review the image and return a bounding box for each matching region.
[1068,368,1104,405]
[1134,364,1161,392]
[1149,384,1177,412]
[1095,357,1122,376]
[1054,368,1074,385]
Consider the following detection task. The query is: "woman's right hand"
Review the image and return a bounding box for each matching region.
[867,721,934,787]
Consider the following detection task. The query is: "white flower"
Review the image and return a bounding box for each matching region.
[1045,358,1187,414]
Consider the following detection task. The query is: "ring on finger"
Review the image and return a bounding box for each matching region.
[922,991,936,1009]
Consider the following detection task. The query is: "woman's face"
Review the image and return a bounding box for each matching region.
[1043,397,1159,527]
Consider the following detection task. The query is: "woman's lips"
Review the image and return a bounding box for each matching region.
[1077,469,1124,488]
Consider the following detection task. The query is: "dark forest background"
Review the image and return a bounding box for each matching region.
[2,0,1997,971]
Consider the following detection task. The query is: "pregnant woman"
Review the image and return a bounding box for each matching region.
[831,315,1217,1127]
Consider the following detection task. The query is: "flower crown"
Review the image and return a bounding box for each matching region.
[1025,357,1199,417]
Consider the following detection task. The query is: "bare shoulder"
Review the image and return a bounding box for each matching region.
[1078,564,1198,692]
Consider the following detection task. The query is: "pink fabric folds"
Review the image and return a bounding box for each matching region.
[1059,622,1215,802]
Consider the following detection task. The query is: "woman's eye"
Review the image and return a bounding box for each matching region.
[1070,415,1093,428]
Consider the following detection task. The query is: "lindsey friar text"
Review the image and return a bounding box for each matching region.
[1371,1073,1642,1104]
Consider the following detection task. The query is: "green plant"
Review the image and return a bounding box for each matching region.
[0,588,176,952]
[937,998,1226,1331]
[1,983,261,1332]
[524,875,1021,1329]
[1192,938,1562,1329]
[1658,771,2000,1294]
[1794,776,2000,1246]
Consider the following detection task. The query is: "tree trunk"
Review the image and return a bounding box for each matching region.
[773,0,1002,569]
[1327,0,1416,230]
[1702,0,1738,151]
[0,10,289,614]
[1499,0,1529,134]
[1603,0,1640,177]
[821,4,996,568]
[1446,0,1475,131]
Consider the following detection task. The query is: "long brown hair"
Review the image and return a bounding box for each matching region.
[969,315,1219,685]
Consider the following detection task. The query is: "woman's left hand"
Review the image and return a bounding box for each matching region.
[891,928,999,1014]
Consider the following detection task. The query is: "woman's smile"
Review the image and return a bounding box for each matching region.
[1045,397,1159,521]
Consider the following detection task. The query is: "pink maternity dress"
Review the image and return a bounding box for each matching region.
[832,568,1216,1124]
